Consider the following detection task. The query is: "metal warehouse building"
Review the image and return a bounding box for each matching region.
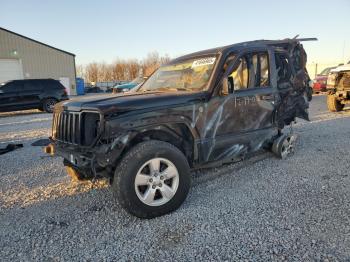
[0,27,77,94]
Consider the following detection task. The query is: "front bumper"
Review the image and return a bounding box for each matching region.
[45,133,131,175]
[45,142,94,169]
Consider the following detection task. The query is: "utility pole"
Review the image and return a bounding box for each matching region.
[342,40,346,64]
[315,63,318,78]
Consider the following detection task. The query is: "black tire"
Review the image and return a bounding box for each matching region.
[272,134,296,159]
[327,94,344,112]
[43,98,58,113]
[112,140,191,218]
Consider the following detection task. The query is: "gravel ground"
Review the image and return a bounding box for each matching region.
[0,95,350,261]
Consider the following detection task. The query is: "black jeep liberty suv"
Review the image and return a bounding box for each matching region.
[47,38,315,218]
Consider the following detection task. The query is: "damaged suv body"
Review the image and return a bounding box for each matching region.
[326,64,350,112]
[47,38,315,218]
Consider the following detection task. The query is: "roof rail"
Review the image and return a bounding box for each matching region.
[265,38,318,45]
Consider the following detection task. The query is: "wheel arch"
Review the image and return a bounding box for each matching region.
[39,96,58,105]
[124,123,198,167]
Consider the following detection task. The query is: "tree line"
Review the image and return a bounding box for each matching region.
[76,52,171,83]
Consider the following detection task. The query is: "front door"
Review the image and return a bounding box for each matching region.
[201,51,277,162]
[0,81,23,111]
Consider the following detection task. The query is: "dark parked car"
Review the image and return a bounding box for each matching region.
[0,79,68,113]
[46,38,315,218]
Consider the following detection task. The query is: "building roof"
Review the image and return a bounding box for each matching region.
[0,27,75,57]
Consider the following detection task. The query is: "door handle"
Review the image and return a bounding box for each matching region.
[260,94,274,101]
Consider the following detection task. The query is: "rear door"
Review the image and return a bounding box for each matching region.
[0,81,23,111]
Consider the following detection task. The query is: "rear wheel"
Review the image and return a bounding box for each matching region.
[112,140,191,218]
[43,98,58,113]
[272,134,297,159]
[327,94,344,112]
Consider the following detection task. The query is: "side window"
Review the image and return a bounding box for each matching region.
[1,82,13,92]
[25,81,44,91]
[219,52,269,95]
[248,52,270,88]
[229,57,248,91]
[5,81,23,92]
[259,53,269,87]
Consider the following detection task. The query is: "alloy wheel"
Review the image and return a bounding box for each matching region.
[134,158,179,206]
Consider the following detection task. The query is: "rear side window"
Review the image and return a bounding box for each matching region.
[50,80,65,89]
[39,80,64,90]
[24,81,42,91]
[3,81,24,92]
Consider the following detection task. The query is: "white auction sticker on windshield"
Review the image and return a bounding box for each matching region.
[191,57,216,68]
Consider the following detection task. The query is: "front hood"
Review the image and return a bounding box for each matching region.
[56,91,208,114]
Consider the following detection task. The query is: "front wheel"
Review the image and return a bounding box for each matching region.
[112,140,191,218]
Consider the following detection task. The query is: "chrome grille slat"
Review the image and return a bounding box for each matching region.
[62,113,66,141]
[77,113,81,145]
[59,112,64,139]
[72,114,76,144]
[53,111,99,146]
[67,113,71,141]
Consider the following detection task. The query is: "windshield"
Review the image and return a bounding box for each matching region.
[138,56,216,92]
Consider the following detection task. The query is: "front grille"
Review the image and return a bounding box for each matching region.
[52,111,101,146]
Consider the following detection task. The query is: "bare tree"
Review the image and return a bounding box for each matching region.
[76,64,85,78]
[78,52,172,83]
[85,62,99,83]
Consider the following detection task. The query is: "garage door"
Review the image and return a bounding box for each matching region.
[0,59,24,83]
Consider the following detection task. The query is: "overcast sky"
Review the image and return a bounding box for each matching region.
[1,0,349,65]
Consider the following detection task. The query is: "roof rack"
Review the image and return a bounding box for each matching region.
[265,38,318,46]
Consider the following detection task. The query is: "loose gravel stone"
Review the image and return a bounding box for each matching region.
[0,95,350,261]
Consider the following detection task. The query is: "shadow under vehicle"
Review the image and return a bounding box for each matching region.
[46,38,316,218]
